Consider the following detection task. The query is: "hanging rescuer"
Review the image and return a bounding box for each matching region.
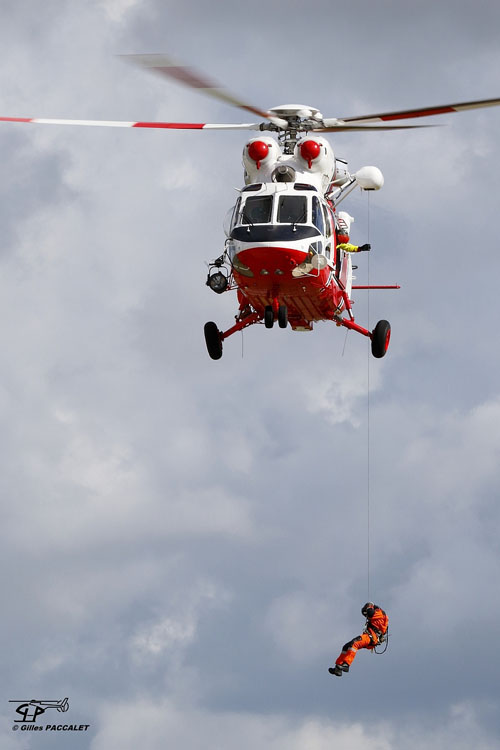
[329,603,389,677]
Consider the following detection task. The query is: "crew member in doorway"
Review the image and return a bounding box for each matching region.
[336,211,371,253]
[329,602,389,677]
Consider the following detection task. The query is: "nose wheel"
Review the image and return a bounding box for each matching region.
[278,305,288,329]
[264,305,274,328]
[264,304,288,329]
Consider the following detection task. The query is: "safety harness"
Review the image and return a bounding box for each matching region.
[364,616,390,655]
[373,628,389,654]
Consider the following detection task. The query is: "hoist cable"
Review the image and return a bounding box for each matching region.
[366,194,389,656]
[366,190,371,602]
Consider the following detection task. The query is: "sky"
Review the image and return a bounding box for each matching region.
[1,1,499,748]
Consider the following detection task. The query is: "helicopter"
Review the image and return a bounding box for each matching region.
[1,54,499,360]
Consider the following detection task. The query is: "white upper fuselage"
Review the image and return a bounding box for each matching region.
[242,135,337,193]
[227,181,334,261]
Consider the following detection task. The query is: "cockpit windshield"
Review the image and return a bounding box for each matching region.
[232,192,318,241]
[241,196,273,224]
[277,195,307,224]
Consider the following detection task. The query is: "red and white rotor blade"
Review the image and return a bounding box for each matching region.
[314,123,435,132]
[0,116,261,131]
[121,53,286,126]
[327,96,500,126]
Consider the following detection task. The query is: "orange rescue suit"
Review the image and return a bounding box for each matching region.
[335,606,389,667]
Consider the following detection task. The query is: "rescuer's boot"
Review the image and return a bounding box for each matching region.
[328,666,343,677]
[340,662,350,672]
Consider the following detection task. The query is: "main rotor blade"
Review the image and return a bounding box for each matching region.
[313,123,436,132]
[334,96,500,125]
[121,53,283,124]
[0,116,261,131]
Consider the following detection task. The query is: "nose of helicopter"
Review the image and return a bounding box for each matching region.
[234,245,307,278]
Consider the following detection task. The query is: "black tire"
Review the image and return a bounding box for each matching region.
[204,321,223,360]
[371,319,391,358]
[264,305,274,329]
[278,305,288,329]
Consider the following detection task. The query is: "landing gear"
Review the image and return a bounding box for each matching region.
[204,321,223,360]
[371,319,391,358]
[265,304,287,329]
[278,304,288,329]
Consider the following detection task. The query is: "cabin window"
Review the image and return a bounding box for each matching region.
[241,196,273,224]
[312,196,325,234]
[309,241,322,255]
[223,198,241,236]
[277,195,307,224]
[322,204,332,237]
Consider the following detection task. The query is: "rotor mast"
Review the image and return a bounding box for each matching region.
[261,105,326,154]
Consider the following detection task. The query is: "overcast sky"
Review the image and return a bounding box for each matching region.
[1,1,500,748]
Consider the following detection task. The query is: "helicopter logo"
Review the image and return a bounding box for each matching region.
[10,697,69,723]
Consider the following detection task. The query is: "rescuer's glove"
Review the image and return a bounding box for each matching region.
[357,244,371,252]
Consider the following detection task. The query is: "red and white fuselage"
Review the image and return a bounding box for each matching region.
[224,126,354,330]
[227,180,350,331]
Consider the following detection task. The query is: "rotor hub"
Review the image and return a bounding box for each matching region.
[262,104,325,153]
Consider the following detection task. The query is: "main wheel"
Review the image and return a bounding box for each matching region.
[371,319,391,358]
[264,305,274,329]
[278,305,288,329]
[204,321,223,360]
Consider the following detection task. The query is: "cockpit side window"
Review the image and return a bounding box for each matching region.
[322,204,332,237]
[232,197,241,227]
[224,197,241,236]
[277,195,307,224]
[312,196,325,234]
[241,196,273,224]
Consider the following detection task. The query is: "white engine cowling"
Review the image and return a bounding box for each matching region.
[243,137,282,184]
[293,136,336,192]
[242,135,345,193]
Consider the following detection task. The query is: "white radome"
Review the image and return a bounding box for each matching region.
[354,166,384,190]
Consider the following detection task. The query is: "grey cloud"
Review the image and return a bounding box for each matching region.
[1,1,500,748]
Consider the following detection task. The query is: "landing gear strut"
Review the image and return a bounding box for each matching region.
[204,309,261,360]
[335,313,391,358]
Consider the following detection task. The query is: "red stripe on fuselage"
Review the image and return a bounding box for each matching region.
[0,117,33,123]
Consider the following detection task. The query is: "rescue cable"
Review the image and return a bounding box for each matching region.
[366,190,371,603]
[366,191,389,656]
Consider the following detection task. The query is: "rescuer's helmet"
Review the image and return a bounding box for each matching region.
[361,602,375,618]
